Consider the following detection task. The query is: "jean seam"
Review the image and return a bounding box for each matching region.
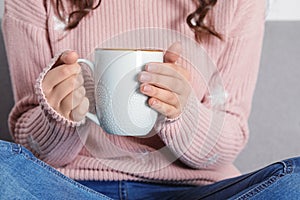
[233,175,281,200]
[119,181,122,200]
[11,143,22,154]
[119,181,128,200]
[234,159,295,200]
[282,159,294,174]
[12,144,111,200]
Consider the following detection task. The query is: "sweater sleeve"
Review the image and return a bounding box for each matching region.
[2,0,88,167]
[156,0,266,169]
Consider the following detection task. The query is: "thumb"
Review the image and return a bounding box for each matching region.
[53,50,79,67]
[164,42,182,63]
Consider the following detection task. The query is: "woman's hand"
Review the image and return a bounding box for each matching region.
[139,43,191,119]
[42,50,89,122]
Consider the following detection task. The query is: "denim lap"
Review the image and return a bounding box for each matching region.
[173,158,300,200]
[1,140,300,200]
[0,140,111,200]
[78,159,299,200]
[234,157,300,200]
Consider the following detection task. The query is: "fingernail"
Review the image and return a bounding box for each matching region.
[151,99,159,107]
[66,50,75,54]
[139,73,151,82]
[146,64,157,72]
[143,85,152,92]
[61,50,74,59]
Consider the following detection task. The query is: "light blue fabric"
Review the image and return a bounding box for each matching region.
[0,140,111,200]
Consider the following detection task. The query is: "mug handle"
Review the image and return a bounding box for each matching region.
[77,58,100,126]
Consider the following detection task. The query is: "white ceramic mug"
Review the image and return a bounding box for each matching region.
[78,48,163,136]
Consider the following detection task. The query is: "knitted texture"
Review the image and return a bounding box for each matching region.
[2,0,265,185]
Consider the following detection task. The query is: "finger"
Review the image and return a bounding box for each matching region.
[148,98,180,119]
[140,84,179,108]
[43,63,82,94]
[59,86,86,116]
[145,63,188,80]
[47,74,84,109]
[164,42,182,63]
[53,50,79,68]
[138,71,184,95]
[70,97,90,121]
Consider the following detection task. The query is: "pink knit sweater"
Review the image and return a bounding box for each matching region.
[2,0,265,185]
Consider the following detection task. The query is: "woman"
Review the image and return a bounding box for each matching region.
[1,0,300,199]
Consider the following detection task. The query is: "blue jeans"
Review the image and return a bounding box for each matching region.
[1,140,300,200]
[0,140,111,200]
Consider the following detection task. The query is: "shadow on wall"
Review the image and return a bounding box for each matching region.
[0,19,14,141]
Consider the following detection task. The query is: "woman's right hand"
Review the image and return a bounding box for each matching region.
[42,50,89,122]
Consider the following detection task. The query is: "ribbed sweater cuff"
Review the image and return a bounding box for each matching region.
[35,51,86,127]
[158,90,204,134]
[157,91,220,167]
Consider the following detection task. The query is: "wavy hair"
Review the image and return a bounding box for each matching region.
[54,0,221,41]
[54,0,102,29]
[187,0,222,41]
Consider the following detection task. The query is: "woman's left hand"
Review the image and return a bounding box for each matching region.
[139,42,192,119]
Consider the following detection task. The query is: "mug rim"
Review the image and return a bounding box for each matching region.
[95,48,163,52]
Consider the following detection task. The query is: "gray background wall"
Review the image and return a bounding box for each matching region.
[0,1,299,173]
[0,0,3,17]
[0,0,13,142]
[234,21,300,172]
